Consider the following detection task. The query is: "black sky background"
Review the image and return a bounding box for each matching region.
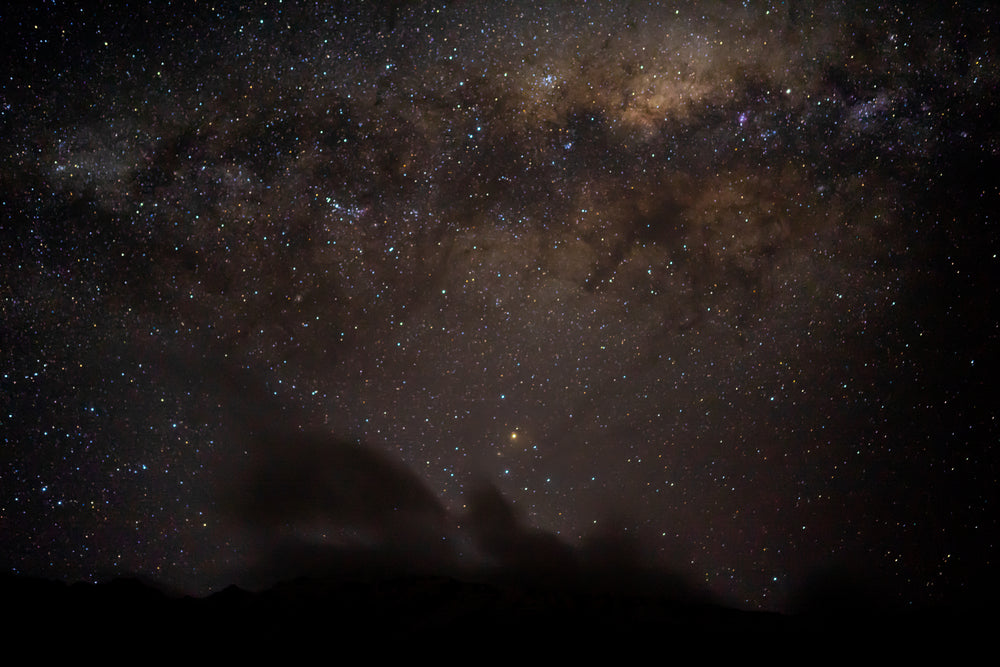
[2,0,998,612]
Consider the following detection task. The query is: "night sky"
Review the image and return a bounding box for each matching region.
[2,0,998,612]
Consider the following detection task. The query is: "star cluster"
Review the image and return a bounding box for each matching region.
[2,0,998,610]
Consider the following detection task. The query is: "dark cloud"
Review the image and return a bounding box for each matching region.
[463,480,577,574]
[212,431,443,589]
[223,432,453,581]
[225,434,579,577]
[233,433,447,531]
[224,433,716,601]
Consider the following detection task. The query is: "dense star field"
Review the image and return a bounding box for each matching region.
[2,0,998,611]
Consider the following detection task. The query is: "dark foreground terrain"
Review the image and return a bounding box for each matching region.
[2,572,991,655]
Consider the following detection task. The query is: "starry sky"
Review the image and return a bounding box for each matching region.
[2,0,998,612]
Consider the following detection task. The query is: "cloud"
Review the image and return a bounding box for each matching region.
[463,480,576,574]
[221,429,715,604]
[222,431,457,585]
[234,432,447,532]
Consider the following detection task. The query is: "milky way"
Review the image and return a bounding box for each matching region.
[2,1,998,610]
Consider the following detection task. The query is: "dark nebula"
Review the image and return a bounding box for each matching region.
[2,0,997,612]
